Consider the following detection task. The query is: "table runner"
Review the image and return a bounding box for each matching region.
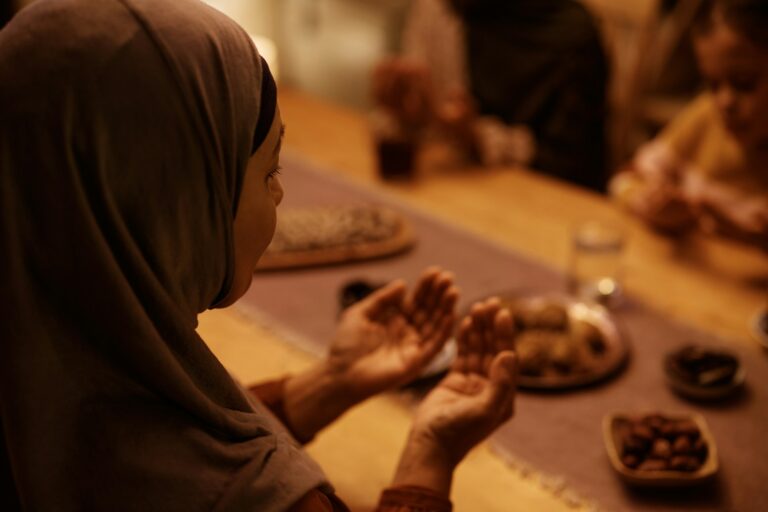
[235,152,768,512]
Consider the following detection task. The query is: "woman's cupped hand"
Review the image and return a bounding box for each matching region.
[327,267,459,403]
[392,298,518,496]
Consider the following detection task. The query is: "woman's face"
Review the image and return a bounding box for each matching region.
[694,11,768,149]
[217,107,284,307]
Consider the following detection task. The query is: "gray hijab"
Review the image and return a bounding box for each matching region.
[0,0,327,510]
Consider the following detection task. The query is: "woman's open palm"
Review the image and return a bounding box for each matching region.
[329,268,458,400]
[411,298,518,465]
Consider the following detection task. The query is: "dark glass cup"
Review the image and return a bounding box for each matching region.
[376,138,417,180]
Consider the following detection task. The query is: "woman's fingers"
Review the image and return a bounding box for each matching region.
[465,303,485,374]
[426,272,455,311]
[418,286,458,345]
[412,312,455,368]
[408,268,440,325]
[479,298,500,374]
[454,316,473,373]
[486,351,518,420]
[455,298,517,378]
[494,307,516,353]
[416,270,453,312]
[410,267,441,306]
[363,279,407,320]
[409,268,456,329]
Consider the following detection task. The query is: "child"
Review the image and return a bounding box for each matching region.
[611,0,768,251]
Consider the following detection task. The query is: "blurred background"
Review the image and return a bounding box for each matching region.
[3,0,704,164]
[200,0,703,164]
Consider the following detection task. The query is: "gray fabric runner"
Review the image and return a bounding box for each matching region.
[236,152,768,511]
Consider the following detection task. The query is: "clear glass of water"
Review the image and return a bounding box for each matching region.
[567,220,626,307]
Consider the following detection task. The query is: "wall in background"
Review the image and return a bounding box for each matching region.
[205,0,408,110]
[277,0,408,109]
[206,0,659,114]
[204,0,278,39]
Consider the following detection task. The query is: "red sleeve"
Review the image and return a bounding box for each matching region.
[249,382,452,512]
[247,377,314,444]
[287,489,351,512]
[286,486,451,512]
[376,486,453,512]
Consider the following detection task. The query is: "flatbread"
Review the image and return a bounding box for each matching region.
[256,205,415,270]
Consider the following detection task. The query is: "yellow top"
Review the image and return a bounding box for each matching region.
[661,93,768,195]
[611,92,768,209]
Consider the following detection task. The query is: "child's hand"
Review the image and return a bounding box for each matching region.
[328,267,458,402]
[632,182,699,234]
[699,199,768,251]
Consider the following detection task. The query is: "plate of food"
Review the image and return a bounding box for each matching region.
[494,293,629,390]
[664,344,745,401]
[603,412,718,486]
[257,204,415,270]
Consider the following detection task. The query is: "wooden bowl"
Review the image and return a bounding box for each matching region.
[603,412,719,486]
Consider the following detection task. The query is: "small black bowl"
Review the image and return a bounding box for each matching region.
[338,279,386,314]
[664,344,745,401]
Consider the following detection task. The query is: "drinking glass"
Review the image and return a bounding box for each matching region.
[568,220,626,307]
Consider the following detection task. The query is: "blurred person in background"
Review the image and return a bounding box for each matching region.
[372,0,609,192]
[610,0,768,251]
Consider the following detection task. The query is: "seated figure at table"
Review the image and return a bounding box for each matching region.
[371,0,609,192]
[610,0,768,252]
[0,1,519,511]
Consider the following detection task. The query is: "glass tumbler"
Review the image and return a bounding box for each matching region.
[568,220,626,307]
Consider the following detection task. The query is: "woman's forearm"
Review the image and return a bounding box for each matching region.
[391,430,455,499]
[282,361,360,442]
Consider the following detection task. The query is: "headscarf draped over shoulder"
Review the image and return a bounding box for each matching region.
[0,0,326,510]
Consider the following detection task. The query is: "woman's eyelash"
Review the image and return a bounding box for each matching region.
[267,166,282,179]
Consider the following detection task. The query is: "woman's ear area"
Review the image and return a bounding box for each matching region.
[245,106,284,180]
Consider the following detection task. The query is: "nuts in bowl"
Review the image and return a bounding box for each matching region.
[603,412,718,486]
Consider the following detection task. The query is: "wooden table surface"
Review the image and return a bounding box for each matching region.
[198,87,768,511]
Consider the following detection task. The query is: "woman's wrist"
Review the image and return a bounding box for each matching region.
[282,361,361,441]
[391,429,456,499]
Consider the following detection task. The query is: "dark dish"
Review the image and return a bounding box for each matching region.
[664,344,744,400]
[338,279,385,313]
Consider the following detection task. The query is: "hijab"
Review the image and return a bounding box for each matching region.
[0,0,327,510]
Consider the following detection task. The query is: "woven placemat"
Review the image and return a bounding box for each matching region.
[235,151,768,512]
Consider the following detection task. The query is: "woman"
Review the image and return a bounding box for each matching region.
[610,0,768,251]
[0,0,518,510]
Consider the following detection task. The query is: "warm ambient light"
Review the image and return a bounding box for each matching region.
[250,34,279,82]
[597,278,616,296]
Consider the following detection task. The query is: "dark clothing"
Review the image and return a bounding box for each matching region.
[463,0,609,192]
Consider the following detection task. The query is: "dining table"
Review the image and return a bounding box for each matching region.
[197,86,768,511]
